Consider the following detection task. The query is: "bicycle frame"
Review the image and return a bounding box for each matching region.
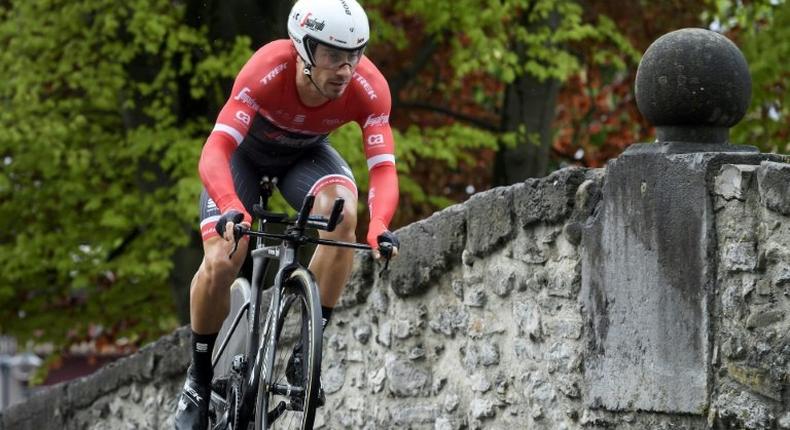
[209,186,373,429]
[209,217,301,427]
[243,231,299,422]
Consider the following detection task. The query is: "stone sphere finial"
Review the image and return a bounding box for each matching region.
[635,28,751,144]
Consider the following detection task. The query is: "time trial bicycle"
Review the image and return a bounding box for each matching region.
[207,176,393,430]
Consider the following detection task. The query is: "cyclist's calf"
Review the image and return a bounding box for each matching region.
[309,185,358,307]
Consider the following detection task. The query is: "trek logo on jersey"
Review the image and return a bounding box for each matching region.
[363,113,389,128]
[234,87,260,110]
[367,134,385,146]
[260,63,287,85]
[235,110,251,125]
[353,73,377,100]
[300,13,325,31]
[323,118,342,126]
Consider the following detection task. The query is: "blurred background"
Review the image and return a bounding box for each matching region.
[0,0,787,409]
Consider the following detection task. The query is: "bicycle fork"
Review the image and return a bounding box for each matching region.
[240,239,301,426]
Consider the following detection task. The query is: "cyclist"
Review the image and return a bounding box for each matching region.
[174,0,400,428]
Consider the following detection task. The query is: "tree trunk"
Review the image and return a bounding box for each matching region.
[494,5,561,185]
[169,0,291,325]
[187,0,289,47]
[494,74,560,185]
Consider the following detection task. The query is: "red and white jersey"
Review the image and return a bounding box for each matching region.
[199,39,398,241]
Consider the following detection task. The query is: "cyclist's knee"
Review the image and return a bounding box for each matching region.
[201,238,246,285]
[333,204,357,239]
[314,186,357,239]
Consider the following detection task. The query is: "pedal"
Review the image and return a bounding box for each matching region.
[268,401,288,423]
[211,377,228,394]
[231,354,248,373]
[288,398,303,412]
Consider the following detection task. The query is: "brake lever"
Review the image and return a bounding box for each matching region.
[229,224,247,259]
[377,242,393,277]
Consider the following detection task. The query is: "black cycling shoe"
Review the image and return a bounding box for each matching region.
[285,343,325,408]
[174,366,211,430]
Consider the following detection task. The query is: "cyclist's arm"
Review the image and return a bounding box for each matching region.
[198,109,252,222]
[358,90,399,248]
[198,50,271,225]
[366,158,398,245]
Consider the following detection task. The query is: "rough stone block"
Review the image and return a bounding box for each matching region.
[385,354,431,397]
[428,306,468,337]
[581,152,713,413]
[339,251,375,307]
[466,187,515,257]
[723,242,759,272]
[513,167,587,227]
[470,398,496,419]
[715,164,758,201]
[324,363,346,394]
[388,204,466,296]
[757,161,790,215]
[774,267,790,287]
[725,363,783,401]
[712,383,775,429]
[352,323,371,344]
[745,308,784,329]
[0,385,66,430]
[391,404,437,425]
[513,300,542,340]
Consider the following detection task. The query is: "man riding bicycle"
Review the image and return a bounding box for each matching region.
[174,0,399,428]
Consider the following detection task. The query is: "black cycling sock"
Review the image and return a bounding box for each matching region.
[191,331,218,385]
[321,306,333,330]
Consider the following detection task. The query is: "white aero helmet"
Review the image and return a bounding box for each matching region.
[288,0,370,67]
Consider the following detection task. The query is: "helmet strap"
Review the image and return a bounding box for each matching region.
[303,63,331,100]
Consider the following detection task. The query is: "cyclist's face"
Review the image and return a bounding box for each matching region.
[310,44,363,99]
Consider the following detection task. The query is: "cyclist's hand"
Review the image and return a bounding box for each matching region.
[374,231,400,260]
[216,210,250,241]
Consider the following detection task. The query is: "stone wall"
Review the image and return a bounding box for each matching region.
[2,158,789,429]
[710,161,790,429]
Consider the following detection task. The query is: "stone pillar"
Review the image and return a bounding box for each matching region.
[580,28,774,414]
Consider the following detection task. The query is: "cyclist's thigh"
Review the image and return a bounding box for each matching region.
[198,150,264,241]
[278,143,358,209]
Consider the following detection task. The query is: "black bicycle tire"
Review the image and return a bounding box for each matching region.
[254,268,323,430]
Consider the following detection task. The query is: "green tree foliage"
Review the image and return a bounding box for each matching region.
[3,0,785,369]
[353,0,642,187]
[704,0,789,153]
[0,0,509,358]
[553,1,711,167]
[0,0,251,351]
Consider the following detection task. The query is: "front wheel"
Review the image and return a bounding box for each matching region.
[254,268,323,429]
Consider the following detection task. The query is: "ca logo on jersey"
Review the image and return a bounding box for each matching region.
[235,111,251,125]
[367,134,385,146]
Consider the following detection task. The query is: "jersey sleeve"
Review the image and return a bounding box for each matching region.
[356,76,399,248]
[198,52,266,224]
